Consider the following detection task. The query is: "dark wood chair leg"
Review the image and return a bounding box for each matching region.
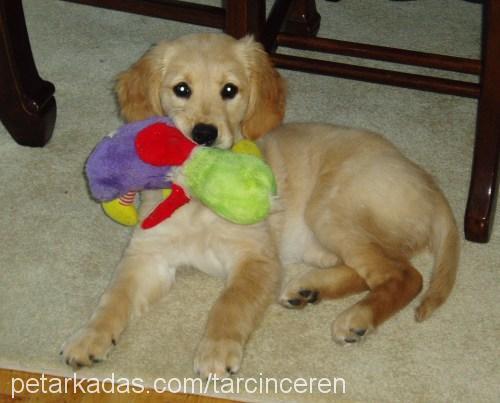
[0,0,56,147]
[224,0,265,40]
[465,0,500,243]
[283,0,320,36]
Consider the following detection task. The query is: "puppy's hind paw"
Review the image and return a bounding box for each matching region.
[332,305,374,345]
[280,287,321,309]
[280,274,322,309]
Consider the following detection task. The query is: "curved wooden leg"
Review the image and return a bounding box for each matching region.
[0,0,56,147]
[465,0,500,243]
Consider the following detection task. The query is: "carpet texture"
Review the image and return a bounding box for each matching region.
[0,0,499,402]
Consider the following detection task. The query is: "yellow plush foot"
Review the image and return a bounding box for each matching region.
[102,199,138,226]
[231,139,263,159]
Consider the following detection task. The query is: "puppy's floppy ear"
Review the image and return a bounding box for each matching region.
[115,43,167,122]
[239,36,286,140]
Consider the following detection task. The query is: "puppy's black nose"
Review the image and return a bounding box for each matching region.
[192,124,218,146]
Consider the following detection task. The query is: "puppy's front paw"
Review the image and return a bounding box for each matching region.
[60,326,117,369]
[332,304,374,345]
[194,338,243,378]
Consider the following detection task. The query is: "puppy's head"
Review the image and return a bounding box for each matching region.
[115,33,286,148]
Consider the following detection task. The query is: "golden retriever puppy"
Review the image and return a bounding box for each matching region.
[61,33,459,377]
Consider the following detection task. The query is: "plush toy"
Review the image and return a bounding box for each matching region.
[86,117,276,229]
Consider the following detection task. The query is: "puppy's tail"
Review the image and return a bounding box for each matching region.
[415,196,460,322]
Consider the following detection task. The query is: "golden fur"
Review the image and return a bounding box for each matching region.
[61,33,459,376]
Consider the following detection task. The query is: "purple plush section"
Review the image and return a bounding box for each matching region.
[86,117,175,201]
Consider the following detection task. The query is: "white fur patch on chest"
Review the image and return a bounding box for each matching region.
[138,200,269,278]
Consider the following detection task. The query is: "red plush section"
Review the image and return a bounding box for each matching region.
[141,184,191,229]
[135,123,196,166]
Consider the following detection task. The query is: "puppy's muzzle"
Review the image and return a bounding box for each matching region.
[192,123,218,146]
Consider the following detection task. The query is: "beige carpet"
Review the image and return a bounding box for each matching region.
[1,0,498,402]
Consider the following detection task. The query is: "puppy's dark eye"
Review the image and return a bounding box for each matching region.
[221,83,238,100]
[173,82,191,98]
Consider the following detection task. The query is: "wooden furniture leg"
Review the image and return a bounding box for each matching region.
[225,0,265,40]
[0,0,56,147]
[465,0,500,243]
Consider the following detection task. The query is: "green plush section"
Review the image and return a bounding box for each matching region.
[184,148,276,224]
